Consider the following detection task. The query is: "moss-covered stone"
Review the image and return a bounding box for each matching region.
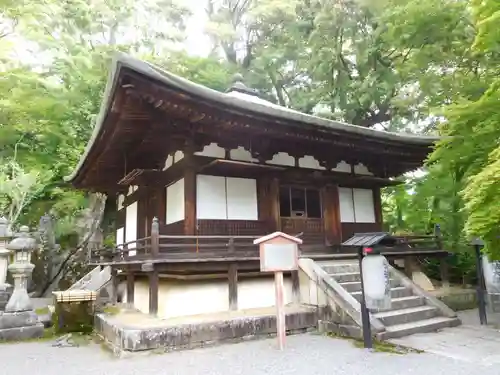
[102,305,120,315]
[35,306,50,315]
[53,301,94,334]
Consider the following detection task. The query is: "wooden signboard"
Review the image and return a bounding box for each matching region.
[254,232,302,350]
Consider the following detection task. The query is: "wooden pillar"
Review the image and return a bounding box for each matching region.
[228,263,238,310]
[373,187,383,227]
[291,270,300,304]
[440,257,450,288]
[137,187,147,239]
[269,177,280,232]
[149,217,160,315]
[184,142,197,235]
[111,267,118,305]
[126,268,135,307]
[404,256,417,279]
[322,185,341,245]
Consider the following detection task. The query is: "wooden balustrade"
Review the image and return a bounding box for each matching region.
[88,223,446,265]
[89,234,262,263]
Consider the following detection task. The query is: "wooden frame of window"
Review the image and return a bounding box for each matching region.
[278,185,323,219]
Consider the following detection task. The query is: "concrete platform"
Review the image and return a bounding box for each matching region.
[95,304,318,355]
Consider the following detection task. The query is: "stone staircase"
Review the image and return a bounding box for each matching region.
[299,259,461,340]
[68,266,112,293]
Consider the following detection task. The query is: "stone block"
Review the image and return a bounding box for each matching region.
[0,310,39,329]
[0,324,44,341]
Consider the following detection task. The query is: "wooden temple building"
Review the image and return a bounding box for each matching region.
[66,53,446,319]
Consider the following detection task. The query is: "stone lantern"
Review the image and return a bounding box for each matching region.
[5,226,37,312]
[0,217,13,309]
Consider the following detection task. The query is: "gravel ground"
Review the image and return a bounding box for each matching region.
[2,333,496,375]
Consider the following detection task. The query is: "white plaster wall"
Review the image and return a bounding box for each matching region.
[197,175,258,220]
[230,146,258,162]
[352,188,375,223]
[116,227,124,247]
[338,187,376,223]
[226,177,258,220]
[266,152,295,166]
[132,277,293,319]
[117,194,124,210]
[354,163,373,176]
[332,161,352,173]
[195,143,226,158]
[338,187,355,223]
[163,154,173,171]
[238,277,293,310]
[174,150,184,163]
[197,175,227,220]
[166,178,185,224]
[125,202,138,255]
[298,155,326,170]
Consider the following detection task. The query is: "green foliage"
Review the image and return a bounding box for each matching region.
[2,0,500,281]
[427,0,500,259]
[0,159,51,225]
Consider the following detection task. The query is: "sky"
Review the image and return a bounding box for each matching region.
[5,0,211,66]
[184,0,212,57]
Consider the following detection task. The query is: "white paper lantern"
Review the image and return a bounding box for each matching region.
[362,253,391,310]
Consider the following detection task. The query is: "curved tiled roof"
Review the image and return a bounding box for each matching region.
[66,53,439,183]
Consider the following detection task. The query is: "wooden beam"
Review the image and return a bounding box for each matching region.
[184,142,197,236]
[321,185,340,245]
[330,185,342,244]
[269,178,280,232]
[440,257,450,288]
[373,187,383,225]
[228,263,238,310]
[111,268,118,305]
[404,256,417,278]
[149,218,160,315]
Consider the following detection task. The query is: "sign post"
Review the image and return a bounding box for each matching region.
[254,232,302,350]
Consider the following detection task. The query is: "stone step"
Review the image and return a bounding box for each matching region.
[321,263,359,274]
[378,316,461,340]
[373,305,439,326]
[371,295,425,311]
[331,272,360,283]
[339,278,400,293]
[351,286,413,301]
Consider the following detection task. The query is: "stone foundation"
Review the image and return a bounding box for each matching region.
[434,289,478,311]
[95,307,318,355]
[0,310,44,341]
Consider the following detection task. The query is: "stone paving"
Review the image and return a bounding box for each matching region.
[3,332,500,375]
[390,309,500,366]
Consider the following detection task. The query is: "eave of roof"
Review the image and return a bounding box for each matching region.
[65,52,440,185]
